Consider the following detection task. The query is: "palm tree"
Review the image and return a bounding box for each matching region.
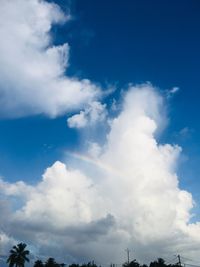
[7,243,30,267]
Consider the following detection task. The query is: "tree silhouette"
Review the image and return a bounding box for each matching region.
[82,262,98,267]
[68,264,80,267]
[69,262,98,267]
[7,243,30,267]
[123,260,140,267]
[33,260,44,267]
[45,258,61,267]
[149,258,170,267]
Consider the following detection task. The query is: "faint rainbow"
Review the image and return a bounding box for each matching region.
[67,151,123,177]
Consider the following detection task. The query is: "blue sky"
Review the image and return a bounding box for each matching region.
[1,0,200,208]
[1,0,200,265]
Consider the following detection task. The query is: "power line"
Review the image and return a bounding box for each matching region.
[181,257,194,262]
[184,264,200,267]
[181,256,200,265]
[165,255,180,264]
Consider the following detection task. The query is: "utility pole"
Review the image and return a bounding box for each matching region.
[177,255,181,266]
[125,248,130,264]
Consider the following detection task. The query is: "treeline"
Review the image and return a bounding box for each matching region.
[6,243,181,267]
[123,258,180,267]
[33,258,181,267]
[33,260,97,267]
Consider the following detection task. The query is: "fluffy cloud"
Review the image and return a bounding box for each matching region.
[67,102,107,128]
[0,0,100,118]
[1,85,200,264]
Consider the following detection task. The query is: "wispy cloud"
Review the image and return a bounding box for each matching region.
[166,87,180,99]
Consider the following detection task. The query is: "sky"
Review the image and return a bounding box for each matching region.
[1,0,200,266]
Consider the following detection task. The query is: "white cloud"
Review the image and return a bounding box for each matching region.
[67,101,107,128]
[1,85,200,264]
[0,0,100,118]
[67,111,88,129]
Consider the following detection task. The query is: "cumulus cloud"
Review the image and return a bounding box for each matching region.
[67,102,107,128]
[0,0,100,118]
[1,85,200,264]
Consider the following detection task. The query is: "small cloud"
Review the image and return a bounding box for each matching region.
[67,111,88,128]
[180,127,190,137]
[175,127,193,140]
[170,86,180,94]
[166,87,180,98]
[67,101,107,129]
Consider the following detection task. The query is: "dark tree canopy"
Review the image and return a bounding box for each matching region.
[33,260,44,267]
[123,260,140,267]
[45,258,61,267]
